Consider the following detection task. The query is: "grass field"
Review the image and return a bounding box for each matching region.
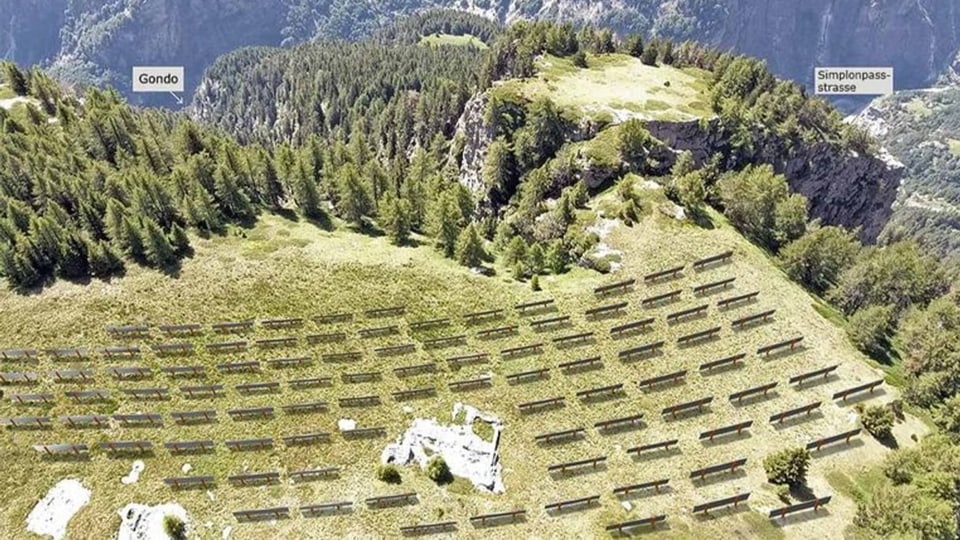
[496,53,713,123]
[0,205,922,539]
[419,33,488,49]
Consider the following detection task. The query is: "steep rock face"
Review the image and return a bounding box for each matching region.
[457,93,902,242]
[456,92,494,195]
[647,118,903,240]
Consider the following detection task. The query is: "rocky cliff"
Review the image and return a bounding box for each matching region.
[456,89,902,242]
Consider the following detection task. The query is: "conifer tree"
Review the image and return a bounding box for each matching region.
[255,149,284,208]
[168,223,190,256]
[57,232,90,279]
[455,223,485,267]
[503,236,528,267]
[213,165,255,221]
[141,218,176,268]
[336,162,373,227]
[622,34,644,57]
[380,194,412,245]
[292,156,325,220]
[546,241,568,274]
[641,41,659,65]
[120,216,145,260]
[86,239,124,277]
[432,191,462,258]
[2,61,29,95]
[527,243,545,274]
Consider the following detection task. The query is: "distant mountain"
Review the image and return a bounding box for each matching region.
[850,87,960,263]
[2,1,959,107]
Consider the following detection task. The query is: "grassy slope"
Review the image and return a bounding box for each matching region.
[419,33,488,49]
[0,205,923,539]
[497,53,712,123]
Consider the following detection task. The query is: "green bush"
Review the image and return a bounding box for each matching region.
[859,404,895,439]
[376,464,402,484]
[426,456,453,484]
[163,515,186,540]
[774,483,791,503]
[763,447,810,486]
[847,305,894,356]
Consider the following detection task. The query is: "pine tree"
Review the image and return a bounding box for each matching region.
[121,216,145,260]
[255,149,284,208]
[483,138,517,195]
[594,29,616,54]
[661,40,676,65]
[527,243,545,274]
[546,241,568,274]
[141,218,176,268]
[292,157,325,220]
[213,165,255,221]
[455,223,485,267]
[364,160,389,209]
[641,41,659,66]
[432,191,462,258]
[57,233,90,279]
[380,195,412,245]
[512,261,526,281]
[503,236,528,267]
[86,239,124,277]
[2,61,29,96]
[336,162,373,227]
[622,34,644,58]
[168,222,190,255]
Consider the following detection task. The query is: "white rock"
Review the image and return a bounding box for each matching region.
[116,502,188,540]
[121,460,145,485]
[338,418,357,431]
[26,479,91,540]
[222,525,232,539]
[181,463,192,474]
[621,501,632,511]
[383,407,504,493]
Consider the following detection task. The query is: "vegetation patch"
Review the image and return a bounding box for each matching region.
[419,33,488,49]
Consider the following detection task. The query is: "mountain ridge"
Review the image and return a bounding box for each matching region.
[3,1,959,107]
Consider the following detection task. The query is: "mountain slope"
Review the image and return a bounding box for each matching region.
[851,87,960,263]
[0,200,912,540]
[2,1,959,106]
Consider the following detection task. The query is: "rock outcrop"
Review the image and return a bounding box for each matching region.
[456,91,902,243]
[455,92,494,195]
[647,118,903,241]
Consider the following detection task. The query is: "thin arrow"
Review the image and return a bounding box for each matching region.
[169,92,183,105]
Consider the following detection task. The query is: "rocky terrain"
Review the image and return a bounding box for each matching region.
[455,90,902,242]
[3,1,959,106]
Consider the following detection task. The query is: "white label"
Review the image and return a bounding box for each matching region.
[814,67,893,96]
[132,66,185,92]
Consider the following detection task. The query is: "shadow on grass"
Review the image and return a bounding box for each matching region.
[615,484,674,501]
[770,508,832,528]
[809,437,865,458]
[689,209,715,230]
[690,468,748,487]
[692,502,750,521]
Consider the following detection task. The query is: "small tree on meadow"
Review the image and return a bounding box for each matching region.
[763,447,810,487]
[426,456,453,484]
